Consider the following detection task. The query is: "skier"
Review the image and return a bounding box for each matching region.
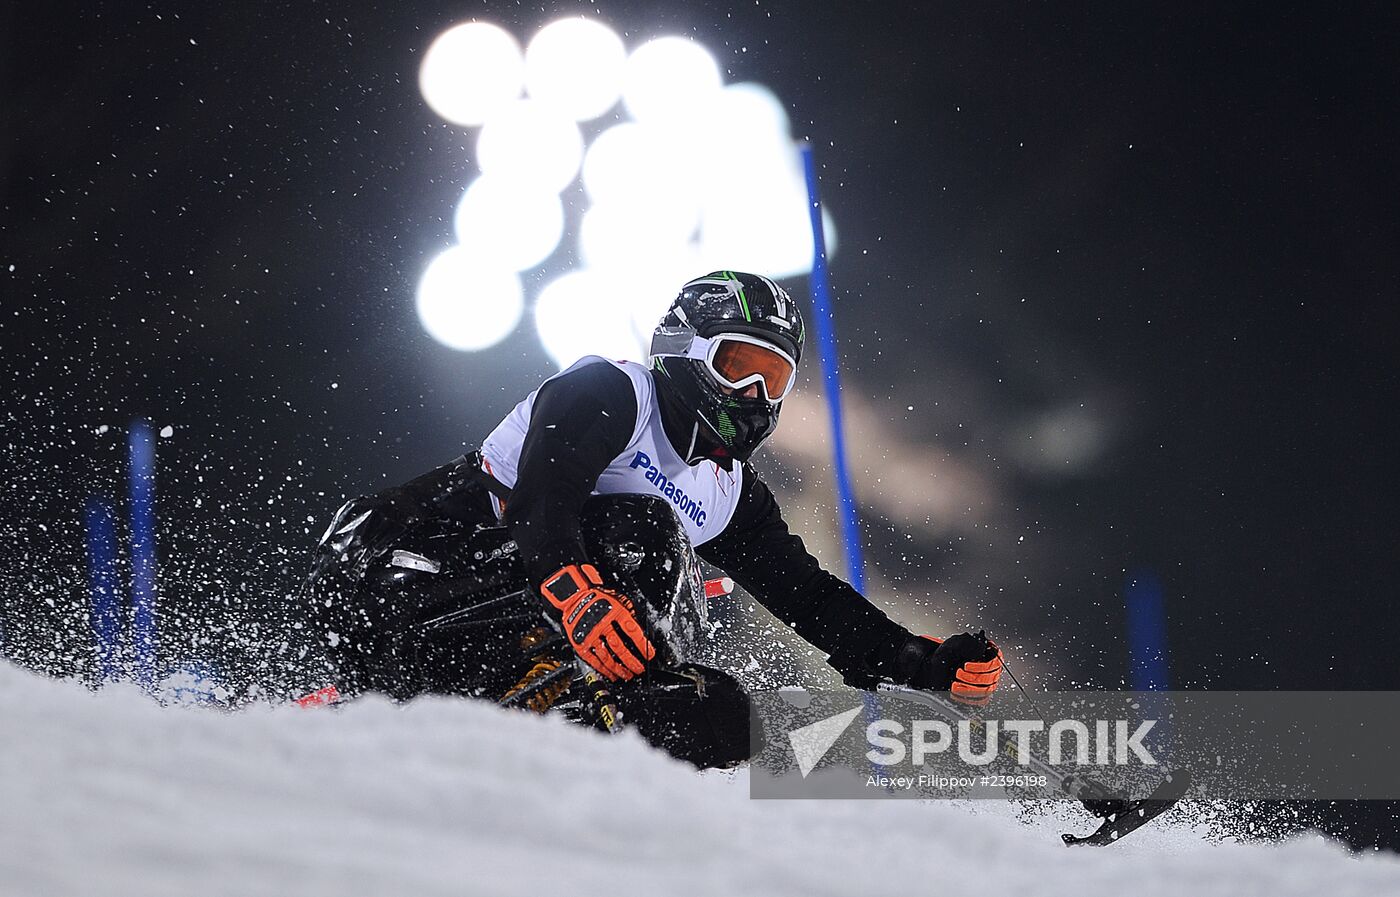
[308,271,1003,767]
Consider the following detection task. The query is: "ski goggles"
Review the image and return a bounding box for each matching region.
[681,332,798,403]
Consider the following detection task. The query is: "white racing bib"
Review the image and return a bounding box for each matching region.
[480,356,743,546]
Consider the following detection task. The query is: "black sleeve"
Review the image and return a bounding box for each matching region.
[697,466,911,677]
[503,363,638,587]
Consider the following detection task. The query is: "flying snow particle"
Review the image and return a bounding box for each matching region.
[159,426,174,438]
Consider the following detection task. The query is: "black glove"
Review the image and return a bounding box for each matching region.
[313,489,423,579]
[886,631,1004,705]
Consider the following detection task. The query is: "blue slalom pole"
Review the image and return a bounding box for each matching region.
[84,497,123,684]
[1125,569,1170,690]
[799,143,866,592]
[802,143,884,784]
[129,420,159,692]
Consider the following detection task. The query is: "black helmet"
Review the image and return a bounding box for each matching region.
[649,271,805,466]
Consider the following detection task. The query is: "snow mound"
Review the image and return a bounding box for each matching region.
[1,663,1396,897]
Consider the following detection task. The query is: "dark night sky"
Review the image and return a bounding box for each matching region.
[3,0,1399,706]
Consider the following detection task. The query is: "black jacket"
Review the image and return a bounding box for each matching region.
[502,362,910,677]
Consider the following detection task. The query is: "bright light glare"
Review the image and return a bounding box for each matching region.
[419,23,524,127]
[454,176,565,273]
[622,37,723,125]
[416,247,524,351]
[477,99,585,193]
[534,270,646,368]
[581,123,697,208]
[621,254,704,340]
[698,164,838,279]
[579,200,698,270]
[415,25,838,358]
[525,18,627,121]
[580,123,656,203]
[702,201,838,281]
[579,124,700,271]
[710,83,791,148]
[681,115,837,279]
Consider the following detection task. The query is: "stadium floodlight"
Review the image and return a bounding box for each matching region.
[579,200,699,271]
[621,253,704,340]
[418,23,524,127]
[700,185,838,280]
[695,130,838,279]
[533,270,646,368]
[454,175,565,273]
[574,203,701,341]
[416,247,524,351]
[416,24,836,361]
[709,83,792,151]
[581,123,700,210]
[476,99,585,194]
[621,36,723,125]
[525,18,628,122]
[581,123,659,203]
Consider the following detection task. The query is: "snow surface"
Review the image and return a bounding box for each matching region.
[2,663,1397,897]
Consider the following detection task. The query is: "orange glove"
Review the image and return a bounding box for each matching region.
[539,563,656,682]
[922,633,1004,706]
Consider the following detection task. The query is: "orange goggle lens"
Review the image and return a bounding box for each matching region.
[709,339,796,401]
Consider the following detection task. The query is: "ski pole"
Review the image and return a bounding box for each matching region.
[576,663,625,735]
